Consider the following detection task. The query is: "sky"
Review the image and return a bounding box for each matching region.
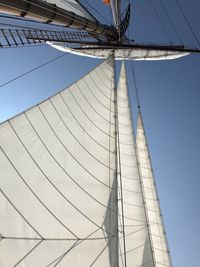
[0,0,200,266]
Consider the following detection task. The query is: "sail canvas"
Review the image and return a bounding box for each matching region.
[0,55,171,266]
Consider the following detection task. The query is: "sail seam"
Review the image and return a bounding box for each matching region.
[88,73,115,101]
[8,114,139,222]
[48,99,115,169]
[89,237,114,266]
[58,92,113,151]
[82,78,116,113]
[24,110,114,189]
[69,85,115,137]
[22,113,117,236]
[13,240,43,267]
[0,146,78,238]
[7,119,123,226]
[46,240,79,267]
[0,187,42,238]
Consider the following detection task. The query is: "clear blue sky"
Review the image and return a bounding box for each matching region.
[0,1,200,266]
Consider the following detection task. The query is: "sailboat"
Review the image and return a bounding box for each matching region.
[0,0,199,266]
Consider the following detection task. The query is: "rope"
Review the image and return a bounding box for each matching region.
[150,0,172,45]
[130,61,140,110]
[159,0,183,45]
[175,0,200,47]
[0,53,66,88]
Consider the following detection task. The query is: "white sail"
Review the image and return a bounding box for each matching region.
[47,42,189,61]
[117,62,154,267]
[0,56,118,266]
[44,0,96,21]
[0,56,173,266]
[136,112,172,267]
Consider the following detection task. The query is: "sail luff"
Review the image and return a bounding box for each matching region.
[136,112,172,267]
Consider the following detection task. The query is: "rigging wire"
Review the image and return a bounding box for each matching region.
[130,61,140,110]
[0,53,66,89]
[149,0,172,45]
[175,0,200,47]
[158,0,183,45]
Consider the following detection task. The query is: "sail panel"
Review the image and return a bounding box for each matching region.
[0,56,119,266]
[48,42,189,60]
[117,62,154,266]
[136,112,172,267]
[44,0,96,21]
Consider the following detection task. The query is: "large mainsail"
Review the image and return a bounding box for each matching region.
[0,56,172,266]
[0,56,118,266]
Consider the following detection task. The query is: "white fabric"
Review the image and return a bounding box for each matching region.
[0,57,118,266]
[136,112,172,267]
[0,57,172,266]
[47,42,189,61]
[117,62,154,267]
[44,0,95,21]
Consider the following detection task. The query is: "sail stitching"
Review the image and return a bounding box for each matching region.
[46,228,108,267]
[48,99,115,170]
[46,241,79,267]
[0,146,78,238]
[20,113,116,237]
[89,237,114,266]
[82,78,116,114]
[24,110,114,191]
[0,187,42,238]
[13,240,43,267]
[69,85,115,137]
[58,92,113,151]
[7,115,139,222]
[88,73,115,102]
[90,70,134,122]
[7,119,121,231]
